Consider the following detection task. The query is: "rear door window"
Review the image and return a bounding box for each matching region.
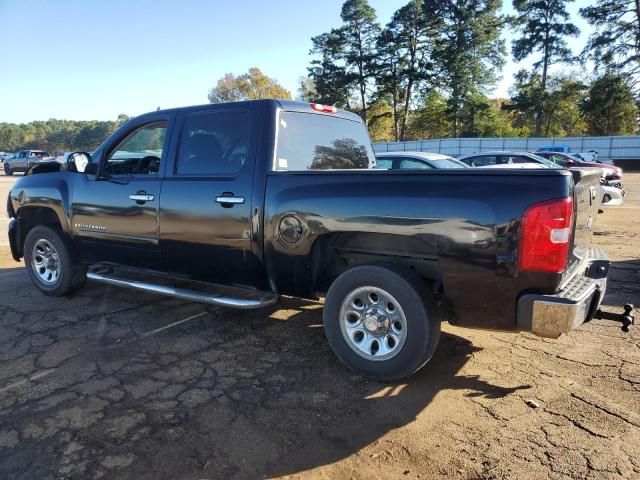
[399,159,431,169]
[375,158,394,169]
[275,112,375,171]
[176,110,250,176]
[468,155,497,167]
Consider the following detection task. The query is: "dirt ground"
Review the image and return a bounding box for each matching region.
[0,174,638,480]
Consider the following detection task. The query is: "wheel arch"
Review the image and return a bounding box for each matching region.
[309,231,443,297]
[14,206,67,259]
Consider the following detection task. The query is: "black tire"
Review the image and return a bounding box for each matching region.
[323,265,440,381]
[4,165,12,175]
[24,225,86,296]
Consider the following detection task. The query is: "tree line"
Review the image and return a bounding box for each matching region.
[3,0,638,153]
[0,115,130,154]
[297,0,640,142]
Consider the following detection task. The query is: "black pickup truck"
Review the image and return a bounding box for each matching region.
[6,100,609,380]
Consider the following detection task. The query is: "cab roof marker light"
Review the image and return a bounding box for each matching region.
[311,103,337,114]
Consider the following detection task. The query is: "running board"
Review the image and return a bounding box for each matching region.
[86,271,278,309]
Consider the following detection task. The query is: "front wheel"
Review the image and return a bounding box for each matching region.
[4,165,12,175]
[323,265,440,381]
[24,225,87,296]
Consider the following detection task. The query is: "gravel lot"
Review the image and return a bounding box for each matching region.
[0,173,638,480]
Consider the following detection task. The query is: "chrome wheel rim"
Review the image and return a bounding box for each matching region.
[339,286,407,361]
[31,239,61,285]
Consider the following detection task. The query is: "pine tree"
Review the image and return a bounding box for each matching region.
[580,0,640,94]
[511,0,579,136]
[308,31,352,108]
[426,0,506,137]
[377,0,440,140]
[339,0,381,125]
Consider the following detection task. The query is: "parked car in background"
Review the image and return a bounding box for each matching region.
[0,152,14,163]
[375,151,468,169]
[476,153,623,207]
[476,162,547,169]
[537,146,601,163]
[535,150,624,194]
[458,151,562,169]
[4,150,52,175]
[537,145,570,153]
[600,183,624,206]
[535,151,622,178]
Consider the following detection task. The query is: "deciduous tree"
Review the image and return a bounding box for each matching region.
[581,74,638,135]
[208,68,291,103]
[407,91,451,139]
[506,70,587,136]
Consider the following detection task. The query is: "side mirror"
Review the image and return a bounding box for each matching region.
[67,152,91,173]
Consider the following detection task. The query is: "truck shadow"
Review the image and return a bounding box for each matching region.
[0,281,531,480]
[602,259,640,308]
[193,297,531,479]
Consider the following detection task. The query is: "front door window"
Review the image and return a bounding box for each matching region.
[104,122,166,175]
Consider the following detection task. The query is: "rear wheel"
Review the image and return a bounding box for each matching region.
[24,225,86,296]
[323,265,440,381]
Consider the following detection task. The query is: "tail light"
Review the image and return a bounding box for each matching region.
[518,197,574,273]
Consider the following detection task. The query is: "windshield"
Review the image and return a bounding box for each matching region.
[275,112,376,171]
[434,157,468,168]
[527,153,564,169]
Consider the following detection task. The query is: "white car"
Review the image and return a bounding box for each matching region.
[601,184,624,206]
[375,151,469,169]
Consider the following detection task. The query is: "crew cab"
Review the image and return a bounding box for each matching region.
[6,100,609,380]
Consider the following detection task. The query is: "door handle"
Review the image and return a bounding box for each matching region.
[129,193,155,202]
[216,195,245,205]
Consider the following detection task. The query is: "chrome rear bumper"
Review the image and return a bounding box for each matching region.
[517,247,609,338]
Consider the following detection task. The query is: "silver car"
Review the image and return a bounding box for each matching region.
[375,151,469,169]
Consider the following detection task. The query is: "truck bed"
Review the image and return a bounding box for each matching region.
[264,168,602,331]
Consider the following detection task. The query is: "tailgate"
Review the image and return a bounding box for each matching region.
[564,168,602,280]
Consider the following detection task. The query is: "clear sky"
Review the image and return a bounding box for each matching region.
[0,0,592,124]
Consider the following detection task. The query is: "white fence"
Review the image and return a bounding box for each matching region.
[373,136,640,161]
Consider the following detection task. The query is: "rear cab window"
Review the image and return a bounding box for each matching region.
[275,112,376,171]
